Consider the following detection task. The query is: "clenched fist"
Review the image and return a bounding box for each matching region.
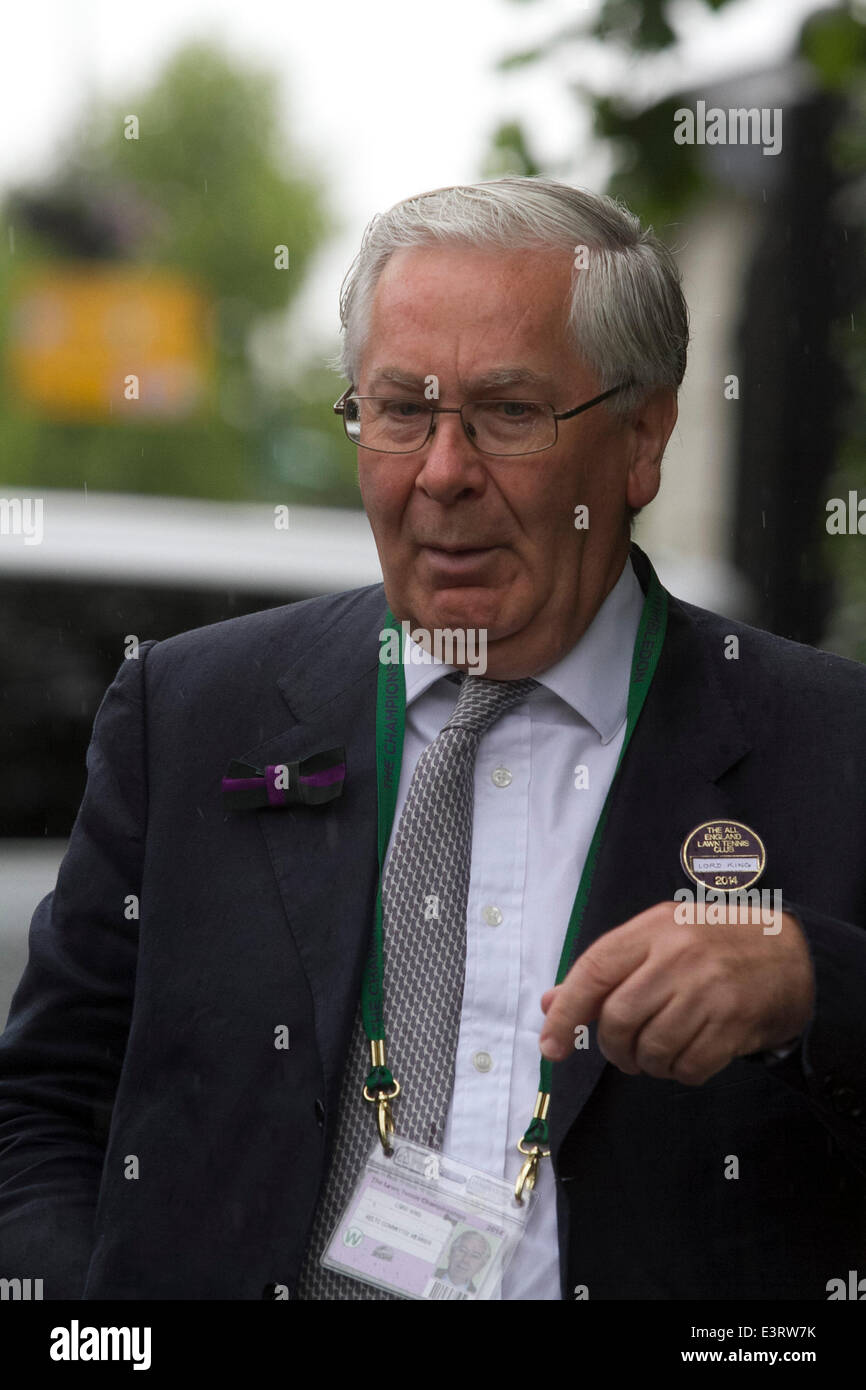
[539,901,815,1085]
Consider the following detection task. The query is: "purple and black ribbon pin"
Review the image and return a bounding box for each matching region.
[222,747,346,809]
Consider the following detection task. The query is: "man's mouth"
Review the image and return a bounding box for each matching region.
[420,544,497,575]
[422,543,494,553]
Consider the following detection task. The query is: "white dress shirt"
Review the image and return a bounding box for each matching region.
[381,555,645,1300]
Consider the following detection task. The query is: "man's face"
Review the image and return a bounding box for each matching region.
[355,244,673,677]
[447,1232,490,1284]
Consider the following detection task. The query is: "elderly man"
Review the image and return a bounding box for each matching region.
[0,177,864,1302]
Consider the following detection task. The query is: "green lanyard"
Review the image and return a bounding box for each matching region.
[362,560,668,1198]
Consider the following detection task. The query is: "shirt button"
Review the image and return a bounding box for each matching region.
[482,905,503,926]
[491,767,512,788]
[473,1051,493,1073]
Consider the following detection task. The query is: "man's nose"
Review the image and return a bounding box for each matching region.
[415,410,486,495]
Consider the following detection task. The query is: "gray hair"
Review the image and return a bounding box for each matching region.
[332,176,689,418]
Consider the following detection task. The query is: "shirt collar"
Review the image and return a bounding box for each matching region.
[399,555,645,744]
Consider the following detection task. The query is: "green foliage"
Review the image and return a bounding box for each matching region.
[481,121,544,177]
[496,48,545,72]
[262,364,361,507]
[590,0,678,51]
[800,7,866,90]
[591,94,707,230]
[0,40,352,503]
[61,43,328,316]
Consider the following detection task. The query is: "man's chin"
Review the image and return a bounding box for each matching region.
[407,590,514,639]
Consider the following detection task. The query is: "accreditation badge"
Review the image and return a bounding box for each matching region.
[321,1138,537,1300]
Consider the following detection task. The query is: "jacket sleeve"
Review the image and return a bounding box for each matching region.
[0,640,157,1298]
[757,897,866,1175]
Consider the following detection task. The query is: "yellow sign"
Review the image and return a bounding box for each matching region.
[8,265,212,420]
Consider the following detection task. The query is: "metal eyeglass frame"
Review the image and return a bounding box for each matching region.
[332,381,635,456]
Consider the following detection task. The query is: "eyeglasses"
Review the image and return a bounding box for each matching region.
[332,382,634,457]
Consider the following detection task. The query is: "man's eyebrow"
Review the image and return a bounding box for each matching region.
[367,366,555,392]
[469,367,554,391]
[367,368,427,391]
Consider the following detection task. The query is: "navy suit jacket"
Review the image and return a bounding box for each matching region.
[1,544,865,1300]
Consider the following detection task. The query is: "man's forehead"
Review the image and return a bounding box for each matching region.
[370,243,572,320]
[361,246,584,386]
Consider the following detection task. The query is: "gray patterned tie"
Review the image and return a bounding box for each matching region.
[295,673,537,1299]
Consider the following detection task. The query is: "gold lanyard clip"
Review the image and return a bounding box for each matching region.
[363,1039,401,1155]
[514,1141,549,1203]
[514,1090,551,1202]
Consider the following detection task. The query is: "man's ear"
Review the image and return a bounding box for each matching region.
[626,388,678,512]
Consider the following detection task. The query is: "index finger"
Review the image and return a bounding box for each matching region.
[539,921,650,1061]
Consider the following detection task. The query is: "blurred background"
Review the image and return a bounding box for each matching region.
[1,0,864,1015]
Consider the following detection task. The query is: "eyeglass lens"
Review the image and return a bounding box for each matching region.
[344,398,556,455]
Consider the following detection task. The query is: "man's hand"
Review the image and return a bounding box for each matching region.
[538,902,815,1085]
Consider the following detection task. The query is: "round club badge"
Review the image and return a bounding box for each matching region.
[680,819,766,892]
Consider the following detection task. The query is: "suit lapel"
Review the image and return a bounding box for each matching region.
[236,587,386,1099]
[549,552,753,1162]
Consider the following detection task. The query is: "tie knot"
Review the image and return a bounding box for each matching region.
[444,674,538,737]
